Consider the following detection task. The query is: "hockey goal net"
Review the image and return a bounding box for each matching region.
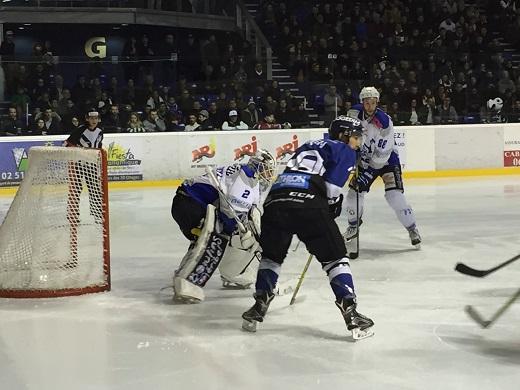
[0,146,110,298]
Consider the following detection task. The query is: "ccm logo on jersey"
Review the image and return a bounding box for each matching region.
[289,191,315,199]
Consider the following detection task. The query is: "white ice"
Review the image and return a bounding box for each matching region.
[0,176,519,390]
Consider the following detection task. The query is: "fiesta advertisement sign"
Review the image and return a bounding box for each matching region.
[105,141,143,181]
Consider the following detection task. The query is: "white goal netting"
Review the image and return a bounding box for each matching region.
[0,146,110,298]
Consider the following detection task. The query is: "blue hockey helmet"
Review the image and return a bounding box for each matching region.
[328,115,364,141]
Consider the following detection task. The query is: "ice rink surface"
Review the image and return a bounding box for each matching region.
[0,176,519,390]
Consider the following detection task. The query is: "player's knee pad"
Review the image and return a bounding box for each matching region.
[219,233,260,287]
[174,204,229,300]
[381,165,404,192]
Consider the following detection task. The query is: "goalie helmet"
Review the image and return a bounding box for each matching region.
[328,115,364,141]
[248,149,277,185]
[359,86,380,102]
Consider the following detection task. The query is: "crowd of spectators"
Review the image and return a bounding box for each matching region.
[2,0,520,137]
[0,28,309,136]
[256,0,520,124]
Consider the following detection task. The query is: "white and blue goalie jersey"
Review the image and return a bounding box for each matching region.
[180,164,261,233]
[266,139,357,208]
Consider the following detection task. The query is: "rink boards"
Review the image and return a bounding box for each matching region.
[0,123,519,191]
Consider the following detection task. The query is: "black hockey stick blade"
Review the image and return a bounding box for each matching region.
[454,263,488,277]
[455,253,520,278]
[464,305,491,328]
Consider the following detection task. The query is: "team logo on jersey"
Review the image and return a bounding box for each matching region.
[275,135,299,161]
[192,139,216,163]
[234,136,257,161]
[272,173,310,190]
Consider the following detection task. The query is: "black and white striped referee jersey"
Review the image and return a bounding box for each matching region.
[65,125,103,148]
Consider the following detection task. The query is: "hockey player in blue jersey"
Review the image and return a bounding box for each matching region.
[241,116,374,340]
[343,86,421,258]
[171,150,277,303]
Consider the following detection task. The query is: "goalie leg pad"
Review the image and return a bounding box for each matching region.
[174,204,229,300]
[173,277,204,303]
[219,235,260,287]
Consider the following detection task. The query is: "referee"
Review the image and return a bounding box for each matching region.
[65,109,103,148]
[64,109,105,242]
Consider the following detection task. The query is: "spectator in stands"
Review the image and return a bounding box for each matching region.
[35,108,62,135]
[167,113,186,131]
[438,97,459,124]
[104,105,123,133]
[403,99,422,125]
[324,85,343,124]
[184,113,200,131]
[31,118,47,136]
[509,99,520,123]
[290,100,310,129]
[275,98,292,125]
[241,99,261,128]
[143,109,166,132]
[254,111,289,130]
[146,90,165,109]
[222,110,248,130]
[207,101,222,129]
[197,110,215,131]
[10,87,31,114]
[126,112,146,133]
[1,107,25,136]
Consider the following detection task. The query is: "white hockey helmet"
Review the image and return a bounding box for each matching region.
[248,149,277,185]
[359,86,380,102]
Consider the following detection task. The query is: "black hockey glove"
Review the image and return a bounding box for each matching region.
[328,194,343,219]
[356,167,377,193]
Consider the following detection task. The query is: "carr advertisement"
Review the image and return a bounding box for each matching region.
[0,140,63,187]
[503,127,520,167]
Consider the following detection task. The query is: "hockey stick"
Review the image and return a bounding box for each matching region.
[289,254,313,305]
[465,288,520,328]
[455,253,520,278]
[205,166,247,233]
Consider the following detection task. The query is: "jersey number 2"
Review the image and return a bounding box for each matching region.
[241,190,250,199]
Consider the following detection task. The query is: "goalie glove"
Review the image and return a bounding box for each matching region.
[328,194,343,219]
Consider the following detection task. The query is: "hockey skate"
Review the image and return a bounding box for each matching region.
[241,291,275,332]
[335,297,374,340]
[407,225,421,249]
[221,276,253,290]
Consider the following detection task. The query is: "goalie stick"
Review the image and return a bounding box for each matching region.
[455,253,520,278]
[465,288,520,328]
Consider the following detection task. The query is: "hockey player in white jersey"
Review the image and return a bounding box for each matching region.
[171,150,276,303]
[343,86,421,258]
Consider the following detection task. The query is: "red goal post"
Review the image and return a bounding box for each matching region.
[0,146,110,298]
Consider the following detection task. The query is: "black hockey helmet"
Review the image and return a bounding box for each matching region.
[328,115,364,141]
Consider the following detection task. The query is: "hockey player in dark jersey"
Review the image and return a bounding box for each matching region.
[241,116,374,340]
